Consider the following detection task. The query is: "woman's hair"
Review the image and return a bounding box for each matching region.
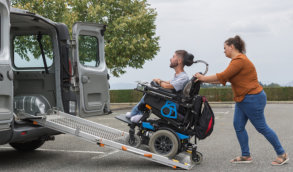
[225,35,246,54]
[175,50,194,67]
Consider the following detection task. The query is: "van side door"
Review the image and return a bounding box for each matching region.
[72,22,110,117]
[0,0,13,131]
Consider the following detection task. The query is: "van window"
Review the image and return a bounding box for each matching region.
[78,35,100,67]
[13,34,53,68]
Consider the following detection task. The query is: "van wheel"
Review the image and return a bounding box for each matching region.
[9,139,45,151]
[149,130,179,158]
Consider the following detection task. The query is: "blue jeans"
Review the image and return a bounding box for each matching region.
[130,95,145,117]
[234,90,285,156]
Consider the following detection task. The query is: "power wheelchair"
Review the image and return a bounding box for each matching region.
[116,60,211,164]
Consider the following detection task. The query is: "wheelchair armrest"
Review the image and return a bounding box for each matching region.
[150,81,177,94]
[146,86,178,98]
[158,87,176,94]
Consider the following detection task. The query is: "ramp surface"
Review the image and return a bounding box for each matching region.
[33,110,195,170]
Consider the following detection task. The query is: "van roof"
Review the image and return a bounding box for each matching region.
[10,7,56,26]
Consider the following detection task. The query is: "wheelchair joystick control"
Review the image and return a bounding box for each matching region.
[150,81,160,87]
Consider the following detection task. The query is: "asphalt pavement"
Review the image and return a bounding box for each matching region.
[0,103,292,172]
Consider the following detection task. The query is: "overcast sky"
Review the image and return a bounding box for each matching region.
[109,0,293,89]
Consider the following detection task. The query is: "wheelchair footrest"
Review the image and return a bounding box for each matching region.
[115,114,133,125]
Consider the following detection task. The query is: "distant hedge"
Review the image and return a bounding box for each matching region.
[110,89,143,103]
[264,87,293,101]
[110,87,293,103]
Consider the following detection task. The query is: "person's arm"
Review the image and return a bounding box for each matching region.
[160,81,174,89]
[153,78,174,89]
[210,81,222,84]
[194,74,219,83]
[195,58,244,85]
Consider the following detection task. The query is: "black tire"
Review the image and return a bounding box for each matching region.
[126,134,141,148]
[9,139,45,151]
[191,151,203,165]
[149,130,179,158]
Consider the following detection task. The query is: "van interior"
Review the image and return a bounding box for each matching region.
[10,12,59,115]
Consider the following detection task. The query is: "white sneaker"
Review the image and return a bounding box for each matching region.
[130,114,143,123]
[125,112,131,118]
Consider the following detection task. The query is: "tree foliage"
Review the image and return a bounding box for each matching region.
[11,0,159,76]
[14,35,53,62]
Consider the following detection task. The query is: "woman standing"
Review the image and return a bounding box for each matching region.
[194,35,288,165]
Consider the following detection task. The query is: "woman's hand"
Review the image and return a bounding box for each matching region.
[194,73,205,81]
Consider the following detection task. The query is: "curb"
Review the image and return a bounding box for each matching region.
[110,103,137,111]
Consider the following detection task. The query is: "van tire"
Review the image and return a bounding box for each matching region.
[9,139,45,151]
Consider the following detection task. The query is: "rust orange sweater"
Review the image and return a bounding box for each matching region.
[216,54,263,102]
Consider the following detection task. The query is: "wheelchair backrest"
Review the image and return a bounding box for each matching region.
[182,77,201,98]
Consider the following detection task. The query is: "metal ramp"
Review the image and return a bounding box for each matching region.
[33,110,195,170]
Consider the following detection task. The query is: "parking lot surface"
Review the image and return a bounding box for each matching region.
[0,104,292,172]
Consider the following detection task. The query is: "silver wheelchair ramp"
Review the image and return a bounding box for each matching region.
[33,110,195,170]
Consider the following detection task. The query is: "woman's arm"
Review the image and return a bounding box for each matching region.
[209,81,222,84]
[194,74,220,83]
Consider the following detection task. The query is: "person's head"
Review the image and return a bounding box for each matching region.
[224,35,246,58]
[170,50,194,69]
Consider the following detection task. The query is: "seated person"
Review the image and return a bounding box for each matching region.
[126,50,194,123]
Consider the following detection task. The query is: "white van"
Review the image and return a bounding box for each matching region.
[0,0,110,151]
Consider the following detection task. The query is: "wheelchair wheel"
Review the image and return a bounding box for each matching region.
[191,151,203,165]
[126,134,141,148]
[149,130,179,158]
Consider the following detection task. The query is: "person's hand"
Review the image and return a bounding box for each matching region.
[153,78,160,84]
[193,73,204,81]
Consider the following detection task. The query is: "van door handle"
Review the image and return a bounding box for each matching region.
[81,76,89,83]
[0,73,3,81]
[7,70,14,81]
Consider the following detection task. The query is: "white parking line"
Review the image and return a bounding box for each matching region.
[93,117,116,120]
[215,111,230,114]
[91,150,120,160]
[0,147,105,154]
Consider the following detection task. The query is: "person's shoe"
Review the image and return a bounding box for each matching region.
[125,112,131,118]
[271,153,289,166]
[230,156,252,164]
[130,114,143,123]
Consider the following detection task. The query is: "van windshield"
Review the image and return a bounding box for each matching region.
[13,34,53,68]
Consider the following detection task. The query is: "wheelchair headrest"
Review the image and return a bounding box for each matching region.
[183,52,194,67]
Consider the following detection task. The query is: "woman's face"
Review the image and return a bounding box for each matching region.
[224,43,233,58]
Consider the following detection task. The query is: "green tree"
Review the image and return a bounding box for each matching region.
[11,0,159,76]
[266,82,281,88]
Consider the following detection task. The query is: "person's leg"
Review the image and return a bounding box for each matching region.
[126,95,145,118]
[130,114,144,123]
[239,91,285,156]
[233,102,250,157]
